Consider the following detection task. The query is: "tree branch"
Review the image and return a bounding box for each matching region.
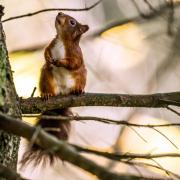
[123,161,180,179]
[0,111,151,180]
[1,111,179,179]
[2,0,102,23]
[23,114,180,127]
[0,164,25,180]
[72,144,180,160]
[23,114,180,147]
[19,92,180,114]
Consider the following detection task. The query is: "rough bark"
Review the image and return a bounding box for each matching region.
[20,92,180,114]
[0,6,21,170]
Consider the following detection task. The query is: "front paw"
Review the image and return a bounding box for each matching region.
[50,58,57,64]
[71,89,84,95]
[41,93,53,101]
[47,57,58,65]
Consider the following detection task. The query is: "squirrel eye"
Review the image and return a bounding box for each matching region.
[69,19,76,27]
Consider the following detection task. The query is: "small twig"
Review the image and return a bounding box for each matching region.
[72,144,180,160]
[131,0,148,18]
[132,0,176,35]
[123,160,180,179]
[72,145,180,179]
[130,164,144,179]
[160,98,180,106]
[128,126,148,143]
[143,0,158,13]
[2,0,102,23]
[150,159,170,177]
[167,0,174,36]
[132,0,158,19]
[30,87,37,98]
[22,114,180,128]
[152,127,178,149]
[166,106,180,116]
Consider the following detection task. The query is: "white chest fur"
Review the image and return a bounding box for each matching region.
[51,39,65,60]
[52,66,75,95]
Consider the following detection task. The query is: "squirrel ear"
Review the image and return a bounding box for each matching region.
[80,25,89,33]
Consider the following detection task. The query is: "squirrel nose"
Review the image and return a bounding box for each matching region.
[58,12,63,16]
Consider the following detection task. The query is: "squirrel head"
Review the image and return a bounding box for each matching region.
[55,12,89,41]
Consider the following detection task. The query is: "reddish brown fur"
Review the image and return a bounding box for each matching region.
[21,13,88,167]
[41,12,89,97]
[39,64,56,98]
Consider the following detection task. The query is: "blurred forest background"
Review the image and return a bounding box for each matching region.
[1,0,180,179]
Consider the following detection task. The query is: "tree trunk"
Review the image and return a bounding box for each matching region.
[0,6,21,170]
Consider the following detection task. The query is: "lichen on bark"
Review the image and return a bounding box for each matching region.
[0,6,21,171]
[0,33,6,107]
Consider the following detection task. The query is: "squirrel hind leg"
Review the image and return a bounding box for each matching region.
[39,64,57,100]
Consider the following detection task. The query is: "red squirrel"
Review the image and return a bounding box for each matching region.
[40,12,88,98]
[21,12,89,166]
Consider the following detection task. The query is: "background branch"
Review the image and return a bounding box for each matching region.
[0,164,25,180]
[167,0,174,35]
[0,113,180,179]
[23,114,180,127]
[0,112,151,180]
[131,0,148,18]
[2,0,101,23]
[23,114,180,148]
[143,0,158,13]
[123,161,180,179]
[72,144,180,161]
[0,111,179,179]
[20,92,180,114]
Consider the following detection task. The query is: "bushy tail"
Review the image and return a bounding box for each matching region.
[21,108,71,167]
